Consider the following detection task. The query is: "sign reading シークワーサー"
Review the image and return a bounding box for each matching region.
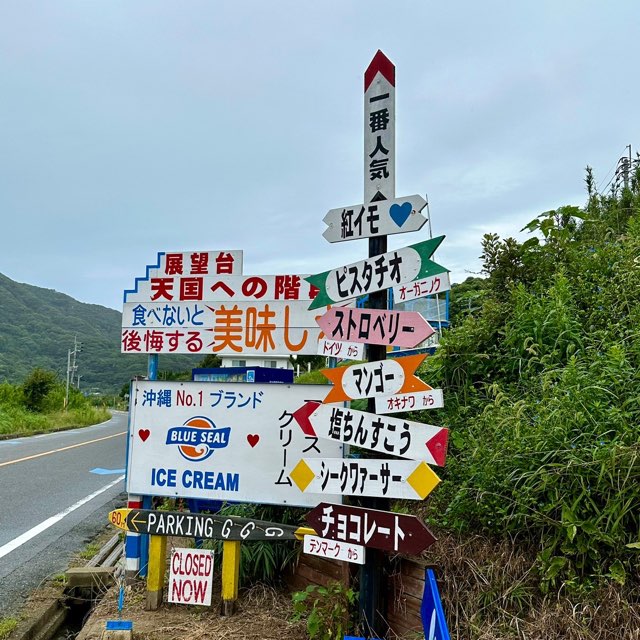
[127,380,341,507]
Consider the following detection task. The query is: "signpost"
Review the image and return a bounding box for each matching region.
[322,194,427,243]
[319,354,429,403]
[108,508,314,541]
[289,458,440,500]
[316,307,434,348]
[306,502,437,554]
[291,402,448,466]
[305,236,447,310]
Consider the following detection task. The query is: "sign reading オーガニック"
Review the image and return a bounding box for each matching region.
[121,249,341,355]
[127,381,341,507]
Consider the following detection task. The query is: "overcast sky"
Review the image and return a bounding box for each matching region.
[1,1,638,311]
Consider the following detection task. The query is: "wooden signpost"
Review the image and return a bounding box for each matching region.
[316,307,434,348]
[306,502,437,554]
[299,51,452,635]
[322,194,428,243]
[319,353,429,403]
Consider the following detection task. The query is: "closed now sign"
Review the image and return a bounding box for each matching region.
[168,547,214,606]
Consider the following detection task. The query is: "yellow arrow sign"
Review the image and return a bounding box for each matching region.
[108,508,131,531]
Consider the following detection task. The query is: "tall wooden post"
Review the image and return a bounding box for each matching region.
[359,50,395,638]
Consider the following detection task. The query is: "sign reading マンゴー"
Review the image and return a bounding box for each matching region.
[127,381,342,507]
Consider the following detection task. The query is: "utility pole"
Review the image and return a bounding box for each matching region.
[64,336,82,409]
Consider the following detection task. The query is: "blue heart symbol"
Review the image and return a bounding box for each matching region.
[389,201,412,227]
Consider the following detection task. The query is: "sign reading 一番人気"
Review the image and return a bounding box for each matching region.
[127,380,341,507]
[121,253,351,355]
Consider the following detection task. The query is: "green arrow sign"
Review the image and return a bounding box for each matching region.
[305,236,447,310]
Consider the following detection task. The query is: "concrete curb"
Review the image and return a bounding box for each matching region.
[8,533,124,640]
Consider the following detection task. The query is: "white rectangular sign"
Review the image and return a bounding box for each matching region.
[316,338,365,360]
[168,547,214,606]
[125,273,316,304]
[375,389,444,414]
[392,271,451,304]
[127,381,342,507]
[121,325,322,356]
[303,534,365,565]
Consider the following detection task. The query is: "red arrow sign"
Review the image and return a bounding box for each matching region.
[316,308,434,348]
[305,502,436,554]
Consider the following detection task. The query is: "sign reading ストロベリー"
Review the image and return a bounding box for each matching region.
[127,381,341,507]
[316,307,434,348]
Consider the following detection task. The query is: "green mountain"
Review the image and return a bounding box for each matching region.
[0,273,198,393]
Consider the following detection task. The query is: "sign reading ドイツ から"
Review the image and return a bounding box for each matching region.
[127,381,341,507]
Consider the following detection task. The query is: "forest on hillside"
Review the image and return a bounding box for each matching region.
[0,274,198,392]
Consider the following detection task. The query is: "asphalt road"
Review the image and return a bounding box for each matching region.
[0,412,129,617]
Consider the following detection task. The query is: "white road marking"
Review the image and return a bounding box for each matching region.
[0,475,125,560]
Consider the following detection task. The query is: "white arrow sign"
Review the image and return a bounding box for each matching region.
[294,403,448,465]
[289,458,440,500]
[323,195,427,243]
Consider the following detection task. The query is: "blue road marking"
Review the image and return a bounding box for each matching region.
[90,468,126,475]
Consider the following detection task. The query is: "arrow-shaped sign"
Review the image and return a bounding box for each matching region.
[305,502,437,554]
[323,194,427,243]
[292,402,448,466]
[289,457,440,500]
[305,236,447,310]
[108,508,314,541]
[316,307,434,348]
[319,353,429,403]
